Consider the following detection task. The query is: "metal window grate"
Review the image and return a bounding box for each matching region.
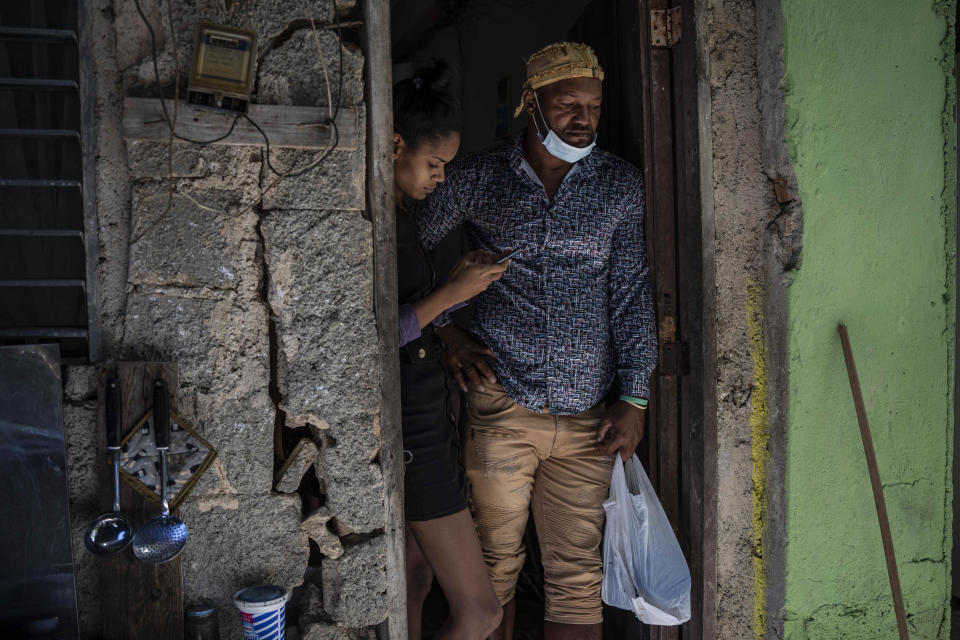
[0,2,98,362]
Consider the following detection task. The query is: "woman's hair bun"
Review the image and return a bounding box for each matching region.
[418,59,453,94]
[393,59,461,150]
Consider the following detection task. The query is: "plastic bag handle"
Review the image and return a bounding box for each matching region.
[610,455,629,496]
[608,455,641,597]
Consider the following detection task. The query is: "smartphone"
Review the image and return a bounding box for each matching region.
[496,248,521,264]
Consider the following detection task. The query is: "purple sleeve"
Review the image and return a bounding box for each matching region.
[398,304,421,347]
[432,301,468,328]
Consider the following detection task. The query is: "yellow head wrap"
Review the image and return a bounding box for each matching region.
[513,42,605,118]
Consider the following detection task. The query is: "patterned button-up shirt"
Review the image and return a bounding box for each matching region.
[419,134,657,415]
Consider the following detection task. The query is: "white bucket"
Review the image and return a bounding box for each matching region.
[234,585,289,640]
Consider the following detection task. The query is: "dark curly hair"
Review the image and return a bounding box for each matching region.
[393,60,462,151]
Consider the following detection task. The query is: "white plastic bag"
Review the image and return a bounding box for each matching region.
[601,454,691,625]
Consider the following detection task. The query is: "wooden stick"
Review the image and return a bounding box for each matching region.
[837,324,910,640]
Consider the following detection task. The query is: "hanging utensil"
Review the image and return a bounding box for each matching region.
[132,379,188,563]
[84,377,135,555]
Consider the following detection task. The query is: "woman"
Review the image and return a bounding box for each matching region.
[393,62,505,639]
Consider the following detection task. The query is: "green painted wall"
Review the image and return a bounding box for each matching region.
[781,1,956,637]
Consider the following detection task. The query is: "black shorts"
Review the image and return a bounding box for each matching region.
[400,358,468,521]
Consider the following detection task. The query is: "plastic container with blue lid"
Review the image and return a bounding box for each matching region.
[234,585,289,640]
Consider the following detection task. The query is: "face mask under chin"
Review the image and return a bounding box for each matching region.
[533,90,597,163]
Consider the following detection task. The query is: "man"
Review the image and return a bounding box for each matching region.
[420,42,657,640]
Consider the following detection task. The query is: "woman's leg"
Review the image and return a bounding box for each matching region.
[408,509,503,640]
[489,598,516,640]
[405,526,435,640]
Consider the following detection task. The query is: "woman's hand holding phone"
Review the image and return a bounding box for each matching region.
[444,250,509,304]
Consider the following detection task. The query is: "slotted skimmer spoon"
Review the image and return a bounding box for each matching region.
[132,379,188,563]
[84,377,135,555]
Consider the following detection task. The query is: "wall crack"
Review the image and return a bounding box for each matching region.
[254,206,289,477]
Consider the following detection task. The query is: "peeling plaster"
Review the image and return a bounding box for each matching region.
[196,456,241,512]
[746,278,769,640]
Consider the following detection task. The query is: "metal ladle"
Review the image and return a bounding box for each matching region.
[84,377,135,555]
[132,379,188,563]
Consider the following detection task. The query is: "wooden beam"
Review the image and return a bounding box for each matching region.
[361,1,407,639]
[78,0,101,363]
[122,98,360,151]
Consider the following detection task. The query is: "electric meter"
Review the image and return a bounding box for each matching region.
[188,23,257,113]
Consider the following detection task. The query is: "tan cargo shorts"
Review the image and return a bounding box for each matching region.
[465,382,615,624]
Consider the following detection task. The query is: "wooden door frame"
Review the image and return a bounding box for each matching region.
[638,1,716,638]
[362,1,408,638]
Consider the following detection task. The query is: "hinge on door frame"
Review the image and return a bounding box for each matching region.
[659,341,690,376]
[657,316,689,376]
[650,6,682,48]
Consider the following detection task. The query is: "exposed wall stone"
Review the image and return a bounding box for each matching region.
[302,622,377,640]
[260,143,367,211]
[317,422,384,534]
[128,184,261,291]
[302,508,344,559]
[261,207,383,534]
[63,365,98,403]
[297,580,378,639]
[126,140,264,181]
[258,30,365,109]
[261,210,378,429]
[321,538,388,627]
[115,0,164,70]
[277,438,320,493]
[301,622,362,640]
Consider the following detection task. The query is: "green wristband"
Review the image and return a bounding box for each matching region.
[619,395,648,408]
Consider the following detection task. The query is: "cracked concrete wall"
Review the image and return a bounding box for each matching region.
[66,1,387,638]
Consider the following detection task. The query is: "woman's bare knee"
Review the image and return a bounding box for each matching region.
[452,596,502,639]
[406,557,434,605]
[405,531,434,607]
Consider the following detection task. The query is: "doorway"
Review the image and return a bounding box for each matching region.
[386,0,706,637]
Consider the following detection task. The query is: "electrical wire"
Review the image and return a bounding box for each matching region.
[245,1,345,178]
[131,0,346,178]
[129,0,348,231]
[132,0,243,145]
[243,112,340,178]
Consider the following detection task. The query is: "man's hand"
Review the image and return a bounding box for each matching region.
[435,324,497,392]
[596,401,646,460]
